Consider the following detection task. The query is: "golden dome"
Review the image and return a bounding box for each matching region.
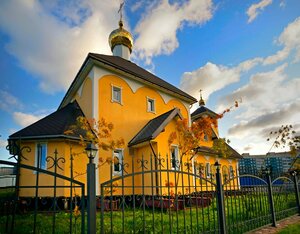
[199,90,205,106]
[109,20,133,53]
[199,97,205,106]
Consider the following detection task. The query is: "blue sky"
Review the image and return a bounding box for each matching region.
[0,0,299,161]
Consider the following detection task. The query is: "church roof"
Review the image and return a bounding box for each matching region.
[191,106,219,120]
[9,101,85,140]
[128,108,182,147]
[195,144,242,159]
[59,53,197,109]
[89,53,197,102]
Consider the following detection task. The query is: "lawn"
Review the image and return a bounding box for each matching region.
[0,192,297,234]
[278,222,300,234]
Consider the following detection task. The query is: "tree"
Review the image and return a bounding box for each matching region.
[267,125,299,155]
[168,100,240,163]
[267,125,300,170]
[65,116,124,213]
[167,100,241,189]
[66,116,124,151]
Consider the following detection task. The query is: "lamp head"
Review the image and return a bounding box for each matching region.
[85,143,98,160]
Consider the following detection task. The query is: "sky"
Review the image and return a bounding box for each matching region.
[0,0,299,161]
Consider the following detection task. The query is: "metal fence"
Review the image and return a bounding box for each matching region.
[0,147,300,234]
[0,145,85,234]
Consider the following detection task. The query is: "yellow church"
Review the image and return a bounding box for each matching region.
[8,18,241,198]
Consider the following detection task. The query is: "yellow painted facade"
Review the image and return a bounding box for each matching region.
[14,60,239,198]
[17,140,88,197]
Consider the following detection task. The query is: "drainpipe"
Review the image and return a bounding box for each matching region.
[149,141,159,194]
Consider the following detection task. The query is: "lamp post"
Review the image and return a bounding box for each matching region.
[86,143,98,234]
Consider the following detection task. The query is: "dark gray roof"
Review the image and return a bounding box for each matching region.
[195,143,242,159]
[191,106,219,120]
[59,53,197,109]
[128,108,182,147]
[90,53,197,102]
[9,101,85,140]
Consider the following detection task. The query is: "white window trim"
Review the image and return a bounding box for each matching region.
[111,84,123,105]
[170,144,179,170]
[34,142,47,173]
[205,162,211,178]
[229,165,234,179]
[146,96,156,113]
[112,149,124,176]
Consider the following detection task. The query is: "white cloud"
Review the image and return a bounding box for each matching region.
[180,57,263,101]
[215,63,300,154]
[0,90,23,112]
[130,1,143,12]
[13,112,46,128]
[228,101,300,138]
[279,0,286,8]
[134,0,214,64]
[0,140,7,148]
[246,0,273,23]
[263,17,300,65]
[216,63,297,116]
[180,17,300,104]
[0,0,120,93]
[180,62,240,101]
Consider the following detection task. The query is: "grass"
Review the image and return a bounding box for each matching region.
[278,222,300,234]
[0,192,297,234]
[0,188,15,198]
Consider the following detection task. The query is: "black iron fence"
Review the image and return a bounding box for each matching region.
[0,147,300,234]
[98,154,300,234]
[0,146,85,234]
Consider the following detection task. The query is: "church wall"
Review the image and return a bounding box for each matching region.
[95,74,191,193]
[74,78,93,119]
[17,140,88,197]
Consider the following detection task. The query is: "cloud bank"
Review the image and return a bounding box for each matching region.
[0,0,119,93]
[180,17,300,102]
[134,0,214,64]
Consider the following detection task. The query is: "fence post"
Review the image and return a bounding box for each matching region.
[215,161,226,234]
[86,143,97,234]
[291,171,300,215]
[265,167,276,227]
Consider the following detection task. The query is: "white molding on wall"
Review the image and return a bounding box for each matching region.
[204,156,210,161]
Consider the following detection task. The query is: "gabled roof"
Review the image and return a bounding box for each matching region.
[128,108,182,147]
[9,101,84,140]
[191,106,219,120]
[59,53,197,109]
[194,143,242,159]
[224,143,242,159]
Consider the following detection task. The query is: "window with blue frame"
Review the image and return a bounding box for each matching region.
[36,143,47,170]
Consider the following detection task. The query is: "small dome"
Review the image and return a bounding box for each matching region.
[108,20,133,53]
[199,96,205,106]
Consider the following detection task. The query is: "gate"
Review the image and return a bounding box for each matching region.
[0,146,85,234]
[99,154,219,233]
[222,166,299,234]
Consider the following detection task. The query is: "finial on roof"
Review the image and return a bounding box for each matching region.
[199,89,205,106]
[108,1,133,60]
[118,1,124,22]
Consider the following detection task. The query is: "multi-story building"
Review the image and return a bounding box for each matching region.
[239,151,299,176]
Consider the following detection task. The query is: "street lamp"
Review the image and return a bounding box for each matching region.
[85,142,98,163]
[85,142,97,234]
[214,161,221,169]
